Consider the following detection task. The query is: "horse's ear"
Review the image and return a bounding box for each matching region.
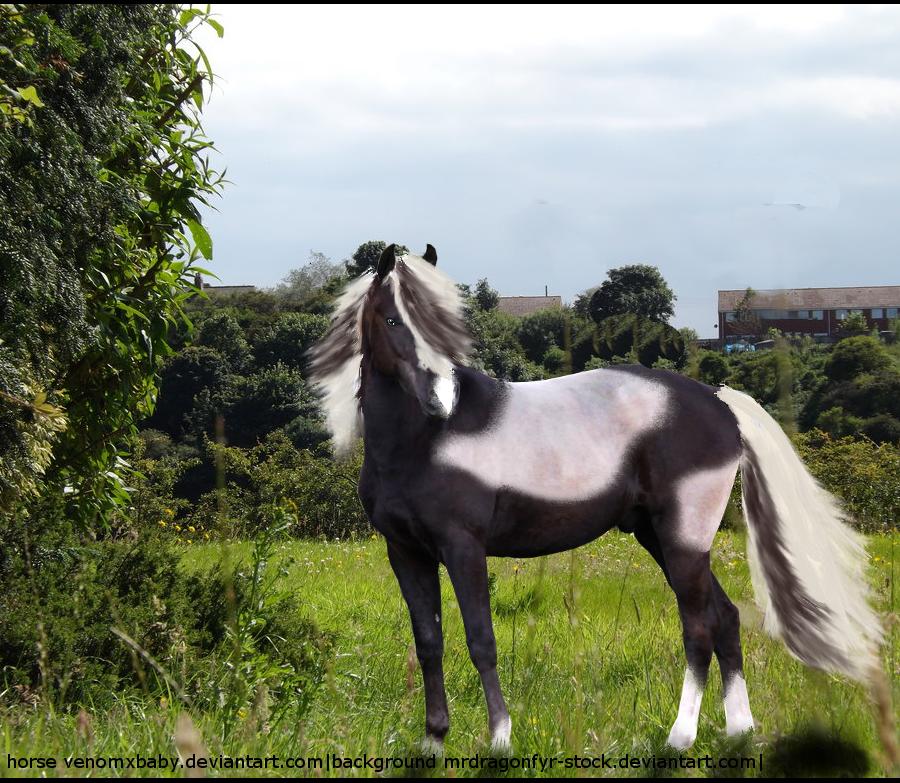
[423,244,438,266]
[376,243,396,279]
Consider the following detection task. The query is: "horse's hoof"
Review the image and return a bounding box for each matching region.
[666,723,696,751]
[421,735,444,756]
[725,719,755,739]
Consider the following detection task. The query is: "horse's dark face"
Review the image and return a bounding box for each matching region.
[362,279,446,417]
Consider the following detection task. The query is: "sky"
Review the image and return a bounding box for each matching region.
[195,4,900,336]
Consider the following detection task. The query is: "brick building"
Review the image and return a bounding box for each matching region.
[717,285,900,341]
[497,295,562,317]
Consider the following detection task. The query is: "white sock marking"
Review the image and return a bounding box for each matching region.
[667,668,704,750]
[724,673,754,736]
[491,715,512,752]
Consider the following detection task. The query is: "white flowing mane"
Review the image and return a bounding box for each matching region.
[308,252,471,454]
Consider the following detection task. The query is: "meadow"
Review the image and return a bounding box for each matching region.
[2,530,896,778]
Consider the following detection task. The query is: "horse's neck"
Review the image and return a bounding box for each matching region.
[360,364,502,464]
[361,369,431,454]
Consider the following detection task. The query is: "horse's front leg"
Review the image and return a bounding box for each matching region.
[442,538,511,751]
[386,540,449,751]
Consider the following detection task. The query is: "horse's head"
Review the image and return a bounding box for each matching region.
[308,243,471,454]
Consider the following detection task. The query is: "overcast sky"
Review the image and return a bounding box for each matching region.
[196,4,900,335]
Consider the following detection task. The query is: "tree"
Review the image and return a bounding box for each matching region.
[148,348,228,438]
[473,278,499,311]
[588,265,676,324]
[698,352,729,386]
[221,365,323,448]
[837,311,869,339]
[344,241,408,278]
[0,5,223,525]
[824,336,891,382]
[276,251,343,305]
[732,288,763,339]
[196,311,251,372]
[572,287,599,319]
[253,313,329,370]
[516,308,567,364]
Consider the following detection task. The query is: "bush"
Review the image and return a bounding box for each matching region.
[824,336,891,382]
[0,525,332,716]
[793,430,899,532]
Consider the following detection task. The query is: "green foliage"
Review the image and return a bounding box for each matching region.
[344,240,408,278]
[516,308,567,364]
[220,365,323,449]
[0,5,223,526]
[698,351,729,385]
[473,278,500,311]
[276,251,344,307]
[588,264,676,324]
[837,311,869,339]
[193,433,366,540]
[196,312,251,373]
[466,308,544,381]
[149,347,228,438]
[793,430,899,532]
[593,313,686,368]
[0,522,332,718]
[252,312,329,370]
[824,335,892,382]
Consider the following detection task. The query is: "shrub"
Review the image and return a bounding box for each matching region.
[793,430,899,532]
[0,524,332,717]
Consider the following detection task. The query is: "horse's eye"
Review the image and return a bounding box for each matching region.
[386,317,400,327]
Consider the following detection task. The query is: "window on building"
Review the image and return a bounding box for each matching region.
[835,309,848,320]
[887,307,899,319]
[725,311,736,322]
[812,310,824,319]
[871,308,884,319]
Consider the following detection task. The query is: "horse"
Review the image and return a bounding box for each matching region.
[308,243,883,753]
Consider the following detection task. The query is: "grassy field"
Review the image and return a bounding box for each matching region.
[2,530,897,777]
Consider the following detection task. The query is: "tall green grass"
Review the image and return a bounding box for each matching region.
[2,530,896,777]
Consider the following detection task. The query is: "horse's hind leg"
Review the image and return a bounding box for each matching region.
[658,541,718,750]
[636,515,753,746]
[711,575,753,737]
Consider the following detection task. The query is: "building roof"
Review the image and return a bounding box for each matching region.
[718,285,900,312]
[497,295,562,317]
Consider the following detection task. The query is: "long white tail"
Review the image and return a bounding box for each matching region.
[716,385,883,683]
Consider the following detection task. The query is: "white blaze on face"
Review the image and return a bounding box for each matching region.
[434,370,669,501]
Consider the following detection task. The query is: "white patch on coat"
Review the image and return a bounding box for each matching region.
[666,668,704,750]
[434,369,669,501]
[723,673,754,736]
[716,385,883,683]
[673,459,740,551]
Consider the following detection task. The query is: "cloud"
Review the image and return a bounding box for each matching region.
[195,4,900,333]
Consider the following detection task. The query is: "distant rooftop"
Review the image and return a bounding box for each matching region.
[497,295,562,317]
[193,273,255,297]
[718,285,900,312]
